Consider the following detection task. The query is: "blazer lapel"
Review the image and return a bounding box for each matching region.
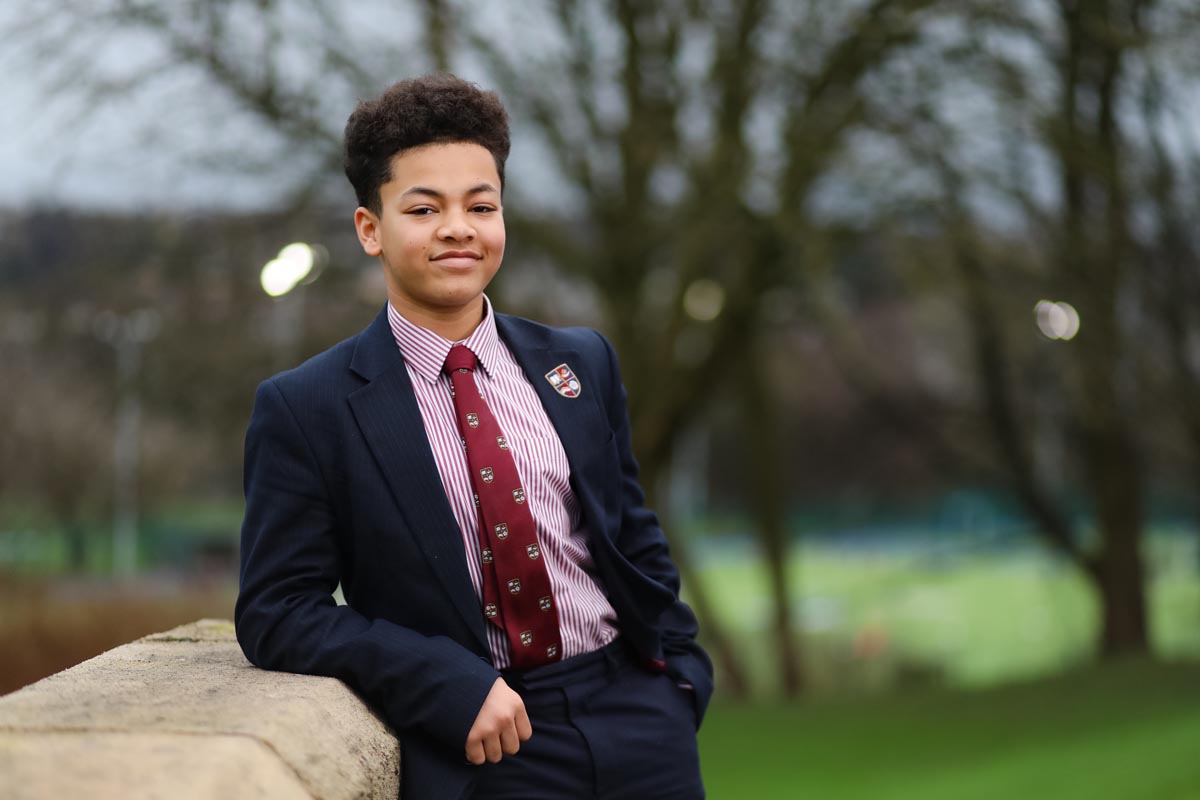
[347,308,489,654]
[495,315,617,535]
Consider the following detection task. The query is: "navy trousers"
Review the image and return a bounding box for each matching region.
[466,639,705,800]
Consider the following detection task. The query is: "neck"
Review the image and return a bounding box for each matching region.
[389,292,486,342]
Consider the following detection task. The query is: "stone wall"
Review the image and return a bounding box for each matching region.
[0,619,400,799]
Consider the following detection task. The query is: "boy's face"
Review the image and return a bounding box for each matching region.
[354,142,504,331]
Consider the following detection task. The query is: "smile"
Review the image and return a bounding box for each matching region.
[432,250,482,261]
[431,251,483,270]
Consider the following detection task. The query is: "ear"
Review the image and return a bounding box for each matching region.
[354,207,384,257]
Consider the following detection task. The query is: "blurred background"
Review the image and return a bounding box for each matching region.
[2,1,1199,797]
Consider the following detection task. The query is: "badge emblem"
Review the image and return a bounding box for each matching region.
[496,436,508,450]
[526,543,540,560]
[520,630,533,646]
[539,596,552,611]
[512,488,526,504]
[494,522,509,539]
[507,578,521,594]
[481,548,493,564]
[484,603,498,618]
[466,413,479,428]
[546,644,558,658]
[480,467,494,483]
[544,364,582,398]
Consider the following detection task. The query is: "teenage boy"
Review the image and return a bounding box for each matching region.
[235,73,712,800]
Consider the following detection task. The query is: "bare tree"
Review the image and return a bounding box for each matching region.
[473,0,945,694]
[11,0,1192,683]
[6,0,950,694]
[809,0,1200,656]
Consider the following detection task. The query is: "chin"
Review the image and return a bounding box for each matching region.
[441,276,494,299]
[433,285,489,307]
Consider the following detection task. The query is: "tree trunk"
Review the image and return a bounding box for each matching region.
[1056,0,1149,658]
[739,350,803,696]
[1086,426,1149,655]
[1094,544,1148,656]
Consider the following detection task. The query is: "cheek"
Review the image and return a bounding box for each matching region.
[401,234,428,256]
[487,228,506,257]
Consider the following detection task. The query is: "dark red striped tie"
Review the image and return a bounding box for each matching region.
[443,344,562,668]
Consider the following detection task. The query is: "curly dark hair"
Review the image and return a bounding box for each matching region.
[343,73,511,214]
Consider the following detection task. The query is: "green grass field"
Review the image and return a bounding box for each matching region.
[699,657,1200,799]
[691,535,1200,798]
[691,535,1200,693]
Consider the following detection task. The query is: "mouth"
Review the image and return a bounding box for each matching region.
[432,250,482,267]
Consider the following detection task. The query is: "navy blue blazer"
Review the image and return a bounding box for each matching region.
[235,306,713,800]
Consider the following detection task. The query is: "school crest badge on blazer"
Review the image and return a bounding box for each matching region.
[545,363,582,398]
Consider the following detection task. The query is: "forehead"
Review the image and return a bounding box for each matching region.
[385,142,500,192]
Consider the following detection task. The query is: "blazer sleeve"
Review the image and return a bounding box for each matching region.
[234,378,499,749]
[593,331,715,722]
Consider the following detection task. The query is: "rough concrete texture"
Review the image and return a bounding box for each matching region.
[0,619,400,800]
[0,732,312,800]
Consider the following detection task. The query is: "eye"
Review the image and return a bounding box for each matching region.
[406,207,436,216]
[471,204,497,213]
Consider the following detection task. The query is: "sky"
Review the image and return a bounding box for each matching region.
[0,70,298,211]
[1,2,1193,223]
[0,2,570,214]
[0,2,370,211]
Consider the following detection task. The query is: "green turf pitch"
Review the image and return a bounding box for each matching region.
[692,538,1200,691]
[698,658,1200,799]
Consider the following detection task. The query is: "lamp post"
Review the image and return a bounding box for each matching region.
[260,243,325,370]
[93,308,161,578]
[1031,300,1081,489]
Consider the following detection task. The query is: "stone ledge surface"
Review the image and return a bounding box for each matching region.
[0,619,400,800]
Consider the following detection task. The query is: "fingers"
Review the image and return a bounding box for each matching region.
[470,721,517,766]
[483,730,505,763]
[515,703,533,742]
[499,719,521,756]
[465,677,532,765]
[465,737,485,766]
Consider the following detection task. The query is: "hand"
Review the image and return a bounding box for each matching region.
[465,677,532,765]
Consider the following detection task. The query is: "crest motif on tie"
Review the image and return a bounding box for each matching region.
[466,413,479,428]
[526,543,540,560]
[512,488,526,504]
[494,522,509,539]
[496,436,508,450]
[484,603,498,618]
[480,467,494,483]
[507,578,521,594]
[520,630,533,646]
[546,644,558,658]
[539,596,552,611]
[481,548,493,564]
[544,364,582,398]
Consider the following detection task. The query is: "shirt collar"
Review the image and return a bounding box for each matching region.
[387,295,502,384]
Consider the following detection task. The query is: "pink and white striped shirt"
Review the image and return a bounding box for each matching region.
[388,298,619,668]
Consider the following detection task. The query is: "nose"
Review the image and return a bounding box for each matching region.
[437,209,475,242]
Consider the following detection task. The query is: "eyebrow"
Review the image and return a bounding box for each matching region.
[400,183,499,200]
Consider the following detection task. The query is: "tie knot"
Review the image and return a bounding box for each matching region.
[444,344,478,374]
